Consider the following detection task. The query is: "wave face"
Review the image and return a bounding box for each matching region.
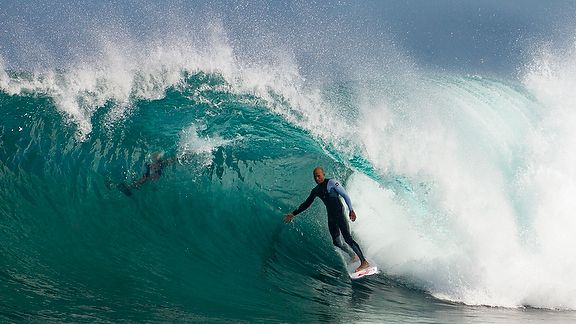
[3,3,576,322]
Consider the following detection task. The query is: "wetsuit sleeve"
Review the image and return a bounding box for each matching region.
[331,179,354,211]
[292,190,316,216]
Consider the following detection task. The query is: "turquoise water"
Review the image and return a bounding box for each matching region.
[3,1,576,319]
[2,67,576,322]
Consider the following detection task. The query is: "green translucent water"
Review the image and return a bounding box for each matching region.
[1,72,575,323]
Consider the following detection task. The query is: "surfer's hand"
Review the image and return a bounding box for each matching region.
[349,210,357,222]
[284,213,295,223]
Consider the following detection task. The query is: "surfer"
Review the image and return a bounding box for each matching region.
[118,152,176,196]
[284,167,370,272]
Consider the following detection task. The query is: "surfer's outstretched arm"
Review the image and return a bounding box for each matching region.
[284,190,316,223]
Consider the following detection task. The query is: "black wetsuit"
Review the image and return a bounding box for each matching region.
[145,161,163,180]
[118,159,167,196]
[292,178,366,262]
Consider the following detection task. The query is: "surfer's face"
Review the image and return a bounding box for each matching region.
[313,168,325,184]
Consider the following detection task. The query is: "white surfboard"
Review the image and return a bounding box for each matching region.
[347,260,379,280]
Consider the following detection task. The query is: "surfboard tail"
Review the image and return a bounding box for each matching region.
[349,266,379,280]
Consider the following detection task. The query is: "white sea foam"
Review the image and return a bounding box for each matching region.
[178,124,232,167]
[341,43,576,309]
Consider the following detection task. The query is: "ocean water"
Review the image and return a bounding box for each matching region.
[2,1,576,323]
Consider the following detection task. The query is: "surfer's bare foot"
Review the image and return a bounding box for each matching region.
[355,260,370,272]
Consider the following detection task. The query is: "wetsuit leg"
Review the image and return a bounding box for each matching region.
[336,213,367,262]
[328,216,355,257]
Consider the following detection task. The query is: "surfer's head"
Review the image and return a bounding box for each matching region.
[151,151,164,161]
[313,167,325,184]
